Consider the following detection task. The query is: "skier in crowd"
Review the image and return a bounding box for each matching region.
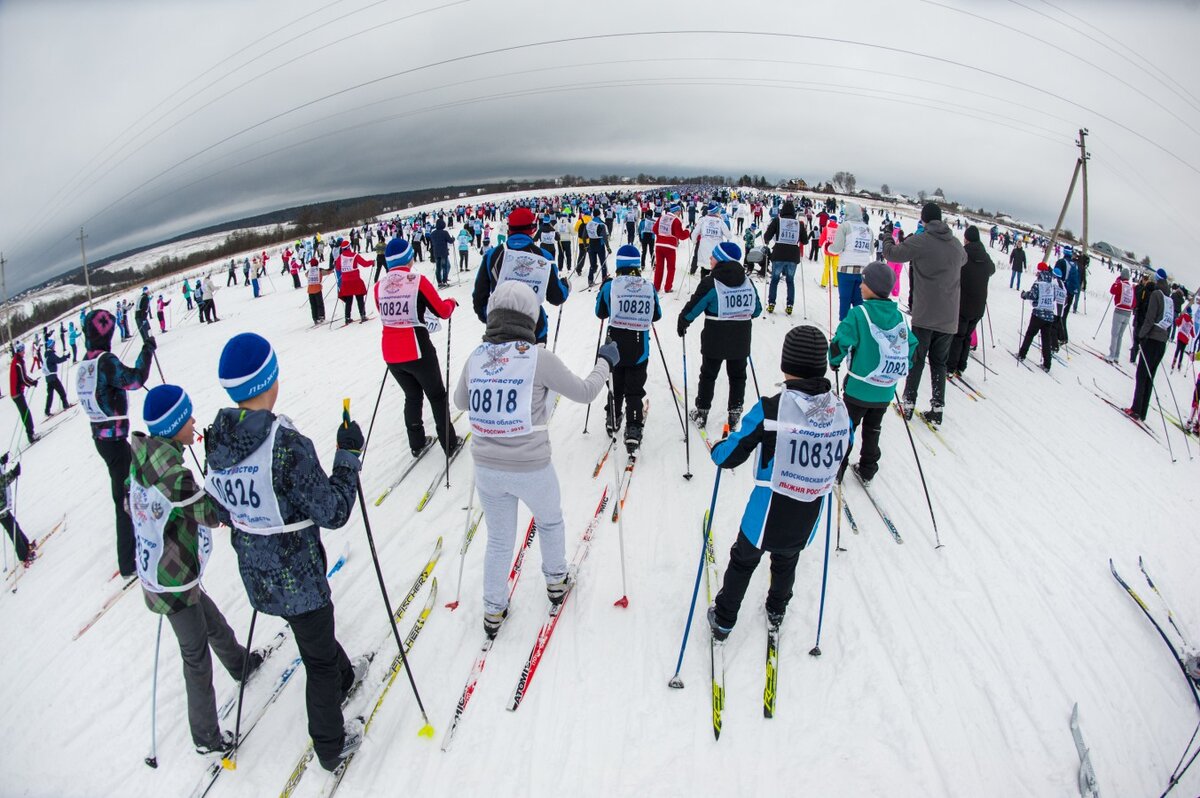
[67,321,80,362]
[182,279,193,311]
[679,241,762,430]
[708,325,852,640]
[456,225,473,274]
[9,342,39,445]
[335,240,371,324]
[761,200,808,315]
[131,384,262,755]
[556,213,575,275]
[204,332,369,772]
[375,238,462,459]
[471,207,569,346]
[594,245,662,452]
[135,286,152,335]
[829,262,916,485]
[77,309,156,577]
[652,202,689,293]
[156,294,171,333]
[1126,269,1173,421]
[584,210,611,287]
[828,201,873,321]
[40,339,71,416]
[885,203,967,427]
[0,453,34,565]
[453,281,617,638]
[430,219,455,288]
[1130,272,1155,363]
[946,226,995,377]
[1017,263,1060,372]
[819,213,839,289]
[690,202,732,280]
[1106,267,1135,363]
[1171,304,1193,371]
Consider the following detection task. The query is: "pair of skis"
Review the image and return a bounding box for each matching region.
[374,411,466,506]
[6,514,66,593]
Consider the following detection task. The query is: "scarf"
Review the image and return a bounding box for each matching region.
[483,308,536,345]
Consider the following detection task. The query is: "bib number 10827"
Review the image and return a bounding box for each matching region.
[212,477,262,509]
[470,388,519,415]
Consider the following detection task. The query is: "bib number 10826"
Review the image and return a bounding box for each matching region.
[212,477,262,508]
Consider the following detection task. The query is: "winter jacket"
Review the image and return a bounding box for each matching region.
[1111,278,1135,311]
[335,246,370,298]
[1022,272,1058,322]
[130,433,223,615]
[595,275,663,367]
[373,268,457,364]
[40,349,70,377]
[710,378,849,552]
[1009,248,1026,272]
[1133,279,1154,325]
[959,240,996,319]
[882,220,967,334]
[1066,263,1081,293]
[1137,280,1173,343]
[81,346,154,440]
[471,236,569,345]
[9,355,36,396]
[204,408,360,617]
[653,213,688,250]
[1176,313,1194,346]
[430,222,454,258]
[0,464,19,516]
[829,299,918,407]
[762,214,809,264]
[453,344,609,473]
[691,213,733,267]
[678,260,763,360]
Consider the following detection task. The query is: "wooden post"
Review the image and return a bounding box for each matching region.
[1042,157,1082,264]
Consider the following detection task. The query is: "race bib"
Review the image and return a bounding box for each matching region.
[378,271,421,328]
[76,355,127,423]
[610,276,655,332]
[766,390,850,501]
[657,214,674,238]
[713,281,756,321]
[205,417,311,535]
[1156,291,1174,331]
[466,342,538,437]
[131,479,211,593]
[778,217,800,246]
[496,249,552,304]
[849,311,910,387]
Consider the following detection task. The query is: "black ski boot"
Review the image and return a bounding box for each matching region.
[727,405,743,429]
[707,606,731,642]
[624,424,643,454]
[689,407,708,428]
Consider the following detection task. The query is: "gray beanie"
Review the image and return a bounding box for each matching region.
[487,280,539,321]
[1120,267,1130,280]
[781,325,828,379]
[863,261,895,298]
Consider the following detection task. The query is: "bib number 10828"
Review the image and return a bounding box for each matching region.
[470,388,519,415]
[617,298,652,315]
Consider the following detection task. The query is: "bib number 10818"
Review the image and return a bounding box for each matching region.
[470,388,519,415]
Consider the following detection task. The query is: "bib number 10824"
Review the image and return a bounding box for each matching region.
[470,388,519,415]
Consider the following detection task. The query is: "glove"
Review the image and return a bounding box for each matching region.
[0,453,8,466]
[676,317,688,338]
[337,420,364,454]
[145,336,158,352]
[597,341,620,368]
[12,463,20,478]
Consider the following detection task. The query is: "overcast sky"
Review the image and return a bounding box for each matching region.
[2,0,1198,294]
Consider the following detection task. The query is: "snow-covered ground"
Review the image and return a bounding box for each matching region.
[0,191,1196,798]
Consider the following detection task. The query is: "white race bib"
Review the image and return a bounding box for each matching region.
[778,217,800,246]
[378,271,421,328]
[496,248,552,304]
[540,230,556,245]
[586,220,601,239]
[307,263,321,285]
[131,479,211,593]
[1118,281,1133,308]
[1035,281,1057,314]
[1156,291,1174,331]
[700,217,726,240]
[840,222,873,267]
[657,214,675,238]
[337,253,358,274]
[848,311,910,387]
[609,276,655,332]
[466,342,538,437]
[76,355,127,423]
[713,281,756,321]
[205,417,312,535]
[764,390,850,501]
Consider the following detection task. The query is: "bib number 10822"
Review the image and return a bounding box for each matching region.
[470,388,519,415]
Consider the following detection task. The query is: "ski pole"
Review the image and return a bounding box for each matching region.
[834,483,846,554]
[651,325,686,435]
[748,353,761,401]
[1160,366,1193,461]
[551,303,564,354]
[445,476,475,611]
[809,493,834,657]
[682,332,693,480]
[985,302,995,348]
[893,389,943,548]
[222,609,257,770]
[1092,296,1112,339]
[582,318,606,434]
[359,366,389,468]
[344,399,435,737]
[667,465,722,688]
[799,260,808,319]
[145,615,163,768]
[444,316,453,490]
[608,380,630,609]
[1149,371,1179,464]
[981,325,989,382]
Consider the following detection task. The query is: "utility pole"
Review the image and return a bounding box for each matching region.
[78,226,93,309]
[1043,128,1091,267]
[1078,128,1090,262]
[0,252,10,350]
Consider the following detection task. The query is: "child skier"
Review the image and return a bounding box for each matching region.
[305,255,333,325]
[1017,264,1059,372]
[829,262,917,484]
[678,241,762,430]
[1172,306,1193,371]
[335,240,372,324]
[77,309,156,577]
[375,238,462,458]
[708,325,852,638]
[0,453,34,565]
[203,332,368,772]
[595,245,663,453]
[41,339,71,416]
[453,281,618,638]
[132,384,261,754]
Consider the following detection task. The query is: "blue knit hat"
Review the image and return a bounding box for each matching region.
[1156,267,1168,280]
[706,202,721,214]
[669,203,681,212]
[219,333,278,402]
[385,238,413,269]
[712,241,742,262]
[143,384,193,438]
[615,245,640,272]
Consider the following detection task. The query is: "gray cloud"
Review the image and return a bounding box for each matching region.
[2,0,1198,293]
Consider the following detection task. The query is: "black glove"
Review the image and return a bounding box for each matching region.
[0,453,8,466]
[12,463,20,478]
[676,317,688,338]
[597,341,620,368]
[144,336,158,352]
[337,420,364,454]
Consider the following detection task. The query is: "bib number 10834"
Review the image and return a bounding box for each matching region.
[787,438,845,469]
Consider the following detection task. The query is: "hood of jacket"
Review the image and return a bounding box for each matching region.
[922,219,955,241]
[844,202,863,223]
[205,407,276,471]
[712,260,749,288]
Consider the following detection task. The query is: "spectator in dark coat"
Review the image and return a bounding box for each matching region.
[947,226,995,375]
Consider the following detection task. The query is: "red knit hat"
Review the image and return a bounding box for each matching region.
[507,207,536,232]
[1036,262,1050,272]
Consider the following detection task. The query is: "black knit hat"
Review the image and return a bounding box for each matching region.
[781,325,828,378]
[921,202,942,222]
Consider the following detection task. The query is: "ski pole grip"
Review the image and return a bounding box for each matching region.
[342,397,351,428]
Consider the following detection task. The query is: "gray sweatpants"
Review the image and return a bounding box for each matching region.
[1109,309,1131,361]
[475,463,568,615]
[166,591,249,747]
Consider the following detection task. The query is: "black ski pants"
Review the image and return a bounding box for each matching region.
[606,362,648,428]
[903,327,951,409]
[696,355,748,412]
[1131,337,1167,420]
[11,395,34,443]
[713,532,800,628]
[308,292,325,324]
[387,356,456,455]
[342,294,366,323]
[946,315,983,375]
[557,242,572,274]
[639,235,655,271]
[837,402,887,483]
[1,513,31,562]
[1018,316,1057,370]
[44,375,68,415]
[285,600,354,766]
[94,437,136,576]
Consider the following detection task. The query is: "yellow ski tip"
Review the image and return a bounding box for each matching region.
[417,723,435,739]
[221,757,236,770]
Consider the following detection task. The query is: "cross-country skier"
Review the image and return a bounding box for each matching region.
[595,245,662,452]
[0,453,34,565]
[67,321,80,362]
[946,226,995,376]
[829,263,916,484]
[1017,263,1059,372]
[1107,267,1135,362]
[1171,305,1193,371]
[472,207,569,346]
[761,200,808,315]
[204,332,369,772]
[1126,269,1173,422]
[135,286,152,336]
[375,238,462,457]
[132,384,262,755]
[679,241,762,430]
[335,240,371,324]
[828,201,874,321]
[9,342,38,444]
[40,339,71,416]
[708,325,852,640]
[584,211,611,287]
[690,202,733,280]
[77,309,156,576]
[1009,241,1026,290]
[156,295,171,333]
[652,202,689,293]
[453,281,617,638]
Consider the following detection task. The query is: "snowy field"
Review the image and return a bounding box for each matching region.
[0,191,1197,798]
